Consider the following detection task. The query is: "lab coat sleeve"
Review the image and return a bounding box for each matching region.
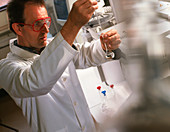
[0,32,78,98]
[73,39,110,69]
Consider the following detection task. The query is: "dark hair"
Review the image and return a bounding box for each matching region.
[7,0,46,33]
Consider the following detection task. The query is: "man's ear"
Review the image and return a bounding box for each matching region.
[12,23,23,36]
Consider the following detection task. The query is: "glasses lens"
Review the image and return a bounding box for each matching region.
[33,17,51,31]
[45,18,51,27]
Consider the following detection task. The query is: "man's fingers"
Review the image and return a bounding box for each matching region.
[100,29,121,51]
[83,0,98,8]
[109,34,120,41]
[77,0,97,7]
[81,0,98,14]
[108,40,121,49]
[103,29,118,38]
[76,0,88,6]
[87,5,98,14]
[108,43,121,50]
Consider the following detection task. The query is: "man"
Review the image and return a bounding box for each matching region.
[0,0,121,131]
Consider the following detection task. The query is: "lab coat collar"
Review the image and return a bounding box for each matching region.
[9,38,40,60]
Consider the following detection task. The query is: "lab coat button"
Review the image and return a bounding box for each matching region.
[82,126,85,131]
[63,77,67,82]
[74,101,77,106]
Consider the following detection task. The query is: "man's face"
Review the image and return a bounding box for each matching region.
[20,3,49,50]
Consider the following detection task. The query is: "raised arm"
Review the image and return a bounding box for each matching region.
[61,0,98,45]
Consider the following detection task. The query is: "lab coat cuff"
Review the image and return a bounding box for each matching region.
[97,40,108,57]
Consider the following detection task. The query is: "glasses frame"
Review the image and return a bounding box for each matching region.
[17,17,51,32]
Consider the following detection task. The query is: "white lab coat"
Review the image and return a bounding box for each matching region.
[0,32,109,132]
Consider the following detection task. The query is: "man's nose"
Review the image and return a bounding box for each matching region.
[41,23,49,33]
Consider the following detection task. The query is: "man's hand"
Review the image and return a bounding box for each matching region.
[100,29,121,51]
[61,0,98,45]
[68,0,98,28]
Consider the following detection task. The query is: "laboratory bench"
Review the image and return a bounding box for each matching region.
[76,64,132,132]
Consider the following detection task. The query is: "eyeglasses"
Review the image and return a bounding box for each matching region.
[17,17,51,32]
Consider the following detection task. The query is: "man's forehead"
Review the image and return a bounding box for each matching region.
[23,4,47,22]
